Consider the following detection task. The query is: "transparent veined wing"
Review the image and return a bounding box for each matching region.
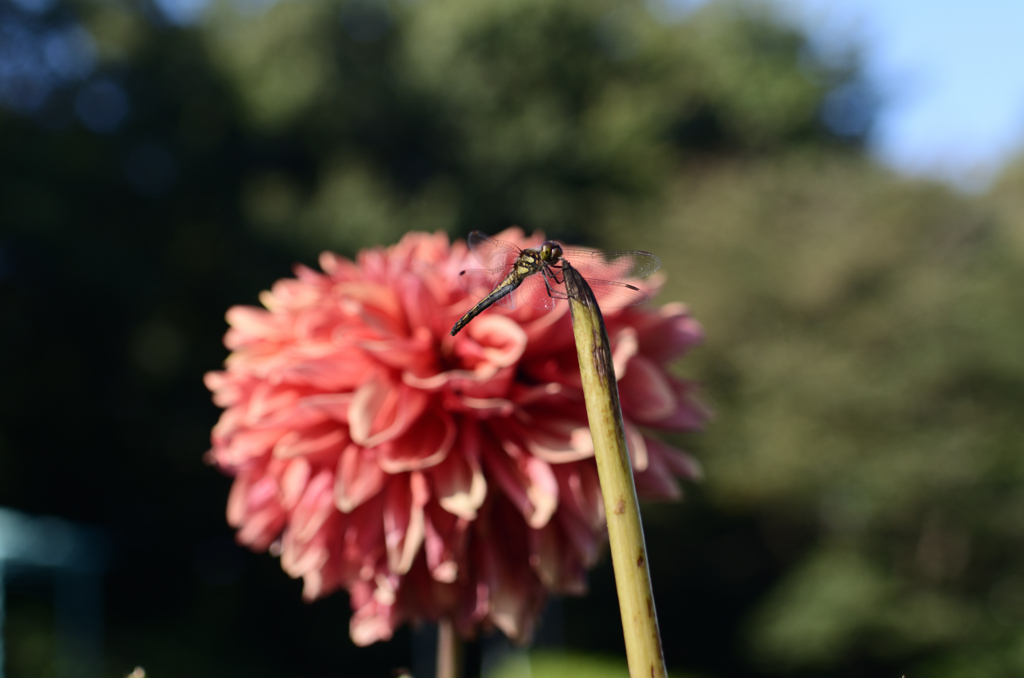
[545,266,651,308]
[586,279,651,308]
[467,231,522,270]
[458,268,519,309]
[458,267,555,311]
[560,247,661,282]
[515,272,557,311]
[460,232,524,311]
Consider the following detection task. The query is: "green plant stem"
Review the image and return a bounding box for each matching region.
[436,617,462,678]
[563,262,667,678]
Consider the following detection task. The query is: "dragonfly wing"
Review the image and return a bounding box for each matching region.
[498,289,517,310]
[585,279,651,308]
[560,247,662,281]
[516,272,555,311]
[467,231,522,270]
[459,268,502,296]
[459,268,517,309]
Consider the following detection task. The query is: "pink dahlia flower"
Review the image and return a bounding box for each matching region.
[205,229,706,645]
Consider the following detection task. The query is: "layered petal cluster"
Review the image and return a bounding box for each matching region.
[205,229,706,645]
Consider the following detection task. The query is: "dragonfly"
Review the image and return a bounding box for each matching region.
[450,231,662,336]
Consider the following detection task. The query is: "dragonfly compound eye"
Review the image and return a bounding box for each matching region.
[541,241,563,262]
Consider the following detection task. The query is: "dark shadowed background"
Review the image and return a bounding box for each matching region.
[3,0,1024,676]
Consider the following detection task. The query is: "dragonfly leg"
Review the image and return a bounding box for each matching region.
[541,265,570,301]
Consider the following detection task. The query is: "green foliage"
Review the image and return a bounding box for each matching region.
[198,0,855,251]
[489,650,628,678]
[637,149,1024,674]
[490,649,702,678]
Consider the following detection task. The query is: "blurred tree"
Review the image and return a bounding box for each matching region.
[0,0,398,675]
[633,150,1024,677]
[200,0,864,253]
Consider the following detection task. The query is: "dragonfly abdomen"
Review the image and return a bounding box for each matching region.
[449,276,520,336]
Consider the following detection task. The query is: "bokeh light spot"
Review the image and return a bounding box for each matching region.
[124,143,177,196]
[43,27,95,80]
[75,79,128,133]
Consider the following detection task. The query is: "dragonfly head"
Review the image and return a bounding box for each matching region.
[539,240,563,263]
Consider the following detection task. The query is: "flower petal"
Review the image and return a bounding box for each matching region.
[383,472,430,574]
[645,378,711,431]
[610,326,639,380]
[618,355,677,424]
[216,427,283,467]
[273,422,348,459]
[349,379,429,448]
[431,421,487,520]
[298,393,352,423]
[424,503,468,583]
[624,421,649,472]
[359,326,436,373]
[509,411,594,464]
[482,438,559,529]
[633,302,704,363]
[350,596,398,647]
[529,520,587,595]
[378,406,455,473]
[335,444,386,513]
[225,305,293,345]
[554,462,605,530]
[288,470,336,543]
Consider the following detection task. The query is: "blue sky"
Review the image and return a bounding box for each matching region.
[772,0,1024,189]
